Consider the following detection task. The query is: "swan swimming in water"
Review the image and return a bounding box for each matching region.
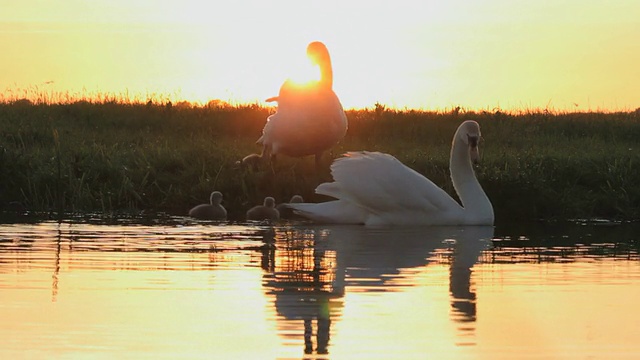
[246,196,280,221]
[257,41,348,168]
[276,195,304,219]
[287,120,494,226]
[188,191,227,220]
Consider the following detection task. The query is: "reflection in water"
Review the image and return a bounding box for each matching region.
[52,222,62,302]
[263,228,339,355]
[263,225,493,356]
[446,230,492,346]
[1,219,640,359]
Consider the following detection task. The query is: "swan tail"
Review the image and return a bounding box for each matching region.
[288,201,366,224]
[315,182,342,199]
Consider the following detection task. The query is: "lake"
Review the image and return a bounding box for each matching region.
[1,216,639,359]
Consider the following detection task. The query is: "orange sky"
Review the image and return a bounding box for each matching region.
[1,0,638,111]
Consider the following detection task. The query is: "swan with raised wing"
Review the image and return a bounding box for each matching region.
[257,41,348,168]
[287,120,494,226]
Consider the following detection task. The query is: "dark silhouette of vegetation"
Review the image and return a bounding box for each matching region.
[1,99,639,223]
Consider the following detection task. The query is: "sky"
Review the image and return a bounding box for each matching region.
[1,0,638,111]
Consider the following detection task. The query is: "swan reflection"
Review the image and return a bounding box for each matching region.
[262,225,494,355]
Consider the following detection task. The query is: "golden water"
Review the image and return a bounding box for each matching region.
[0,219,639,359]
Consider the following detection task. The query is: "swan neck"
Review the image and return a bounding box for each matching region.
[450,136,493,221]
[318,56,333,89]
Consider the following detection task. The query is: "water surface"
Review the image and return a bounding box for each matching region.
[1,217,639,359]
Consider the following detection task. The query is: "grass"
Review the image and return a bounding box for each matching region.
[1,98,640,223]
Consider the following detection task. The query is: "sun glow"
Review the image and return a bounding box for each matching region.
[1,1,639,111]
[285,62,321,88]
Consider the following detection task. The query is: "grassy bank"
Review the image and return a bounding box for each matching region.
[1,99,639,222]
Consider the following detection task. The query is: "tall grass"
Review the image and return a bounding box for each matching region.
[1,98,639,222]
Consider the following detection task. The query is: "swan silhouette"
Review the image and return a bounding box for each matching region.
[246,196,280,221]
[257,41,348,169]
[288,120,494,226]
[188,191,227,220]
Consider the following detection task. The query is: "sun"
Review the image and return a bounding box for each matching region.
[286,59,321,87]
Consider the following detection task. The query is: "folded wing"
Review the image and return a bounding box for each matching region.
[316,151,462,217]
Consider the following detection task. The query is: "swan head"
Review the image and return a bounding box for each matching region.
[236,153,263,170]
[456,120,482,164]
[306,41,333,89]
[289,195,304,203]
[306,41,330,65]
[264,197,276,208]
[468,134,481,164]
[209,191,223,205]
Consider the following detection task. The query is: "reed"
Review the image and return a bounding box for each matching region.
[1,98,639,222]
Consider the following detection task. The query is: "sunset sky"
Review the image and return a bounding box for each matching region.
[1,0,638,111]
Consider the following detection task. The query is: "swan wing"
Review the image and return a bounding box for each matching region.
[318,151,462,216]
[289,200,368,224]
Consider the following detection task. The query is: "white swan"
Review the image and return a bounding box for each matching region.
[288,120,494,226]
[246,196,280,221]
[188,191,227,220]
[257,41,348,168]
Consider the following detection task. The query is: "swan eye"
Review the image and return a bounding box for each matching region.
[467,135,479,147]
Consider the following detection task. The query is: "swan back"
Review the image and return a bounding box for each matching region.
[314,152,464,225]
[261,92,347,157]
